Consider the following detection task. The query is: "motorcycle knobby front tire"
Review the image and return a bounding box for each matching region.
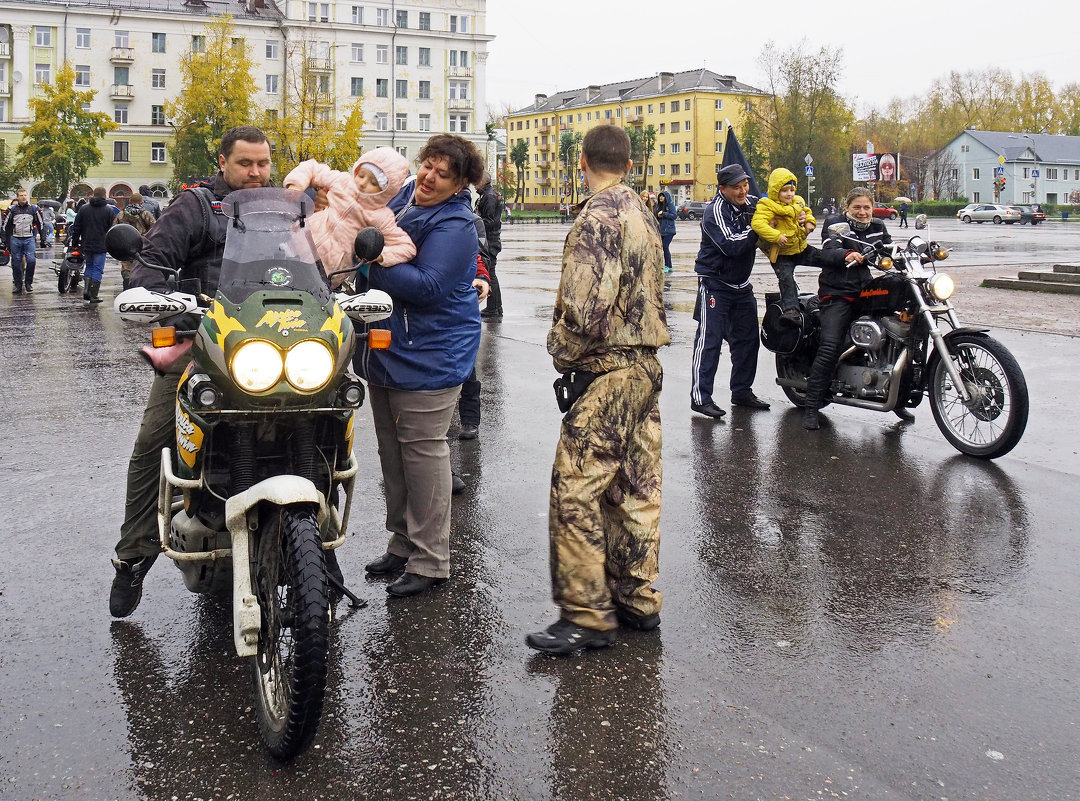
[251,506,330,761]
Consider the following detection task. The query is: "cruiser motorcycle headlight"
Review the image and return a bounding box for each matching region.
[284,339,335,391]
[928,273,955,301]
[231,339,284,392]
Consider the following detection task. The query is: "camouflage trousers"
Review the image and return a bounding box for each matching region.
[548,355,663,631]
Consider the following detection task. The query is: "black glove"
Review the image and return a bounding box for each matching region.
[162,312,201,338]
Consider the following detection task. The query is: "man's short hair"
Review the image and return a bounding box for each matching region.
[582,125,630,175]
[93,186,107,199]
[220,126,269,159]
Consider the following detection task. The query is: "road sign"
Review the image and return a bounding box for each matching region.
[995,167,1005,177]
[1032,169,1040,177]
[804,153,813,166]
[805,166,814,176]
[999,155,1006,164]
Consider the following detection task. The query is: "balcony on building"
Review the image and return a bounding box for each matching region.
[448,98,473,110]
[539,120,550,132]
[625,112,643,124]
[537,159,551,169]
[537,141,551,152]
[448,66,473,78]
[111,84,135,99]
[306,57,332,73]
[313,91,333,107]
[110,47,135,63]
[537,178,552,187]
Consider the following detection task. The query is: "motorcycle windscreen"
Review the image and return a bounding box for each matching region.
[216,187,332,307]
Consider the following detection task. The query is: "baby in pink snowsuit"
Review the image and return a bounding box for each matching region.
[283,146,416,287]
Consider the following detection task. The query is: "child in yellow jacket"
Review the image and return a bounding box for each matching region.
[752,167,819,321]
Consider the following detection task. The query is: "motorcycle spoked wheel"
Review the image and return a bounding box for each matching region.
[251,506,330,761]
[929,333,1029,459]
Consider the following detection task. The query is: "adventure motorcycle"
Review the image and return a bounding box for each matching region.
[762,215,1029,459]
[107,187,394,760]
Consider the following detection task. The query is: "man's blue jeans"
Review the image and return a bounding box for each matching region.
[9,236,37,288]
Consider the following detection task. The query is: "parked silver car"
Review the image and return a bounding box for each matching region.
[958,203,1020,224]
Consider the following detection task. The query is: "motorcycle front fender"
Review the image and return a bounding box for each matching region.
[224,476,323,658]
[922,327,992,391]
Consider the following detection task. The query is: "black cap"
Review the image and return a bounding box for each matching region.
[716,164,750,186]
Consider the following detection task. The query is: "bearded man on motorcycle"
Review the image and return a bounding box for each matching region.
[803,187,911,430]
[110,126,273,618]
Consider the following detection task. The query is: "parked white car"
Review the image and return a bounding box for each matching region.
[958,204,1020,224]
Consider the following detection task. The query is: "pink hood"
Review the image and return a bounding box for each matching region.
[352,147,411,209]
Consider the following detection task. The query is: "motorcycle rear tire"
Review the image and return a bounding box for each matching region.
[251,507,330,761]
[58,268,69,294]
[775,353,828,409]
[928,333,1029,459]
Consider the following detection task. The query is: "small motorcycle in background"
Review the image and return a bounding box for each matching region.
[53,247,84,294]
[763,214,1029,459]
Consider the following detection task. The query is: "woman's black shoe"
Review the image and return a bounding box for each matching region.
[386,572,446,597]
[364,552,408,575]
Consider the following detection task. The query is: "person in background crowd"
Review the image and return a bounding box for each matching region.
[2,188,46,295]
[118,194,157,289]
[655,190,677,274]
[138,185,161,220]
[475,171,505,319]
[67,187,116,303]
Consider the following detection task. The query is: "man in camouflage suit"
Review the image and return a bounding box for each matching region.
[526,125,670,656]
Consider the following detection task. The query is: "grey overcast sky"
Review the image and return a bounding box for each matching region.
[484,0,1080,117]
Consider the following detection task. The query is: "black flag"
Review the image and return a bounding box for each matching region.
[719,125,761,198]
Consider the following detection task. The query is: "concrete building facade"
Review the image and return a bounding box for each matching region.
[0,0,492,202]
[506,69,765,210]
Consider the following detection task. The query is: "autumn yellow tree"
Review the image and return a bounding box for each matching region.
[262,37,365,175]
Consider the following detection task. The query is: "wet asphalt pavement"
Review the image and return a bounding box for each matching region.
[1,220,1079,801]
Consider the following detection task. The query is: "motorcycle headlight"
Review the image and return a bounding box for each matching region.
[928,273,955,301]
[284,339,335,391]
[231,340,284,392]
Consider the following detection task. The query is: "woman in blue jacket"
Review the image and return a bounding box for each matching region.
[656,190,677,273]
[355,134,484,597]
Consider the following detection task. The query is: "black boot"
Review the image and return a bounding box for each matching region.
[110,554,158,617]
[83,281,92,301]
[89,279,102,303]
[13,284,23,296]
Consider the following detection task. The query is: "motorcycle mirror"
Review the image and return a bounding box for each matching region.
[105,223,144,261]
[914,214,928,230]
[826,222,852,238]
[354,226,385,263]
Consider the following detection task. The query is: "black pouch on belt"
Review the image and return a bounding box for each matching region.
[553,369,599,413]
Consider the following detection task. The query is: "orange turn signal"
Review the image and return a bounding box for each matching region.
[152,326,177,347]
[367,329,392,349]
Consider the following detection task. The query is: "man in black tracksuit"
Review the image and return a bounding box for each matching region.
[803,187,897,430]
[109,126,273,618]
[474,174,504,317]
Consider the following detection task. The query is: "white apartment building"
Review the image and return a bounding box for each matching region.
[0,0,492,201]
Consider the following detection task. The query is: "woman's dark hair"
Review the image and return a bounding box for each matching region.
[417,134,485,188]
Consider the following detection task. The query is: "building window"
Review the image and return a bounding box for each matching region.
[192,35,205,52]
[972,168,980,180]
[604,110,611,119]
[265,74,279,94]
[151,142,166,163]
[376,45,388,64]
[76,28,90,49]
[659,103,665,113]
[418,47,431,67]
[659,164,666,176]
[418,80,430,99]
[396,9,407,27]
[74,65,91,87]
[449,15,470,32]
[266,40,279,59]
[1046,168,1059,180]
[375,112,388,131]
[114,105,128,124]
[671,143,680,154]
[35,64,51,85]
[715,142,723,153]
[350,77,363,96]
[397,146,407,158]
[715,99,723,110]
[449,114,468,133]
[449,81,468,100]
[395,112,407,131]
[659,144,666,155]
[395,79,407,99]
[395,46,407,65]
[114,66,129,85]
[685,163,691,174]
[152,69,166,89]
[36,27,52,47]
[151,32,166,53]
[950,168,958,181]
[376,78,388,97]
[351,6,363,24]
[151,105,166,125]
[671,164,680,175]
[972,192,980,202]
[715,121,723,131]
[114,30,129,47]
[671,121,680,133]
[376,8,389,26]
[351,43,364,61]
[113,141,130,163]
[658,123,665,134]
[419,113,431,132]
[419,12,431,29]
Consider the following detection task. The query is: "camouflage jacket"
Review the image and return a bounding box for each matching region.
[548,179,670,373]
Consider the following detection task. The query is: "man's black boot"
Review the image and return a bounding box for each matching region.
[110,554,158,618]
[89,279,103,303]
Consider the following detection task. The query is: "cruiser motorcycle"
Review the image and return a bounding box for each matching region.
[762,215,1029,459]
[107,187,393,760]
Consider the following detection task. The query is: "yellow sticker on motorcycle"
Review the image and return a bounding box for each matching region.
[175,402,204,469]
[256,308,308,333]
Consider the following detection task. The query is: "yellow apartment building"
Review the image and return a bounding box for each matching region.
[506,69,765,210]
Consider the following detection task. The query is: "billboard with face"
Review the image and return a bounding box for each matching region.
[853,153,899,182]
